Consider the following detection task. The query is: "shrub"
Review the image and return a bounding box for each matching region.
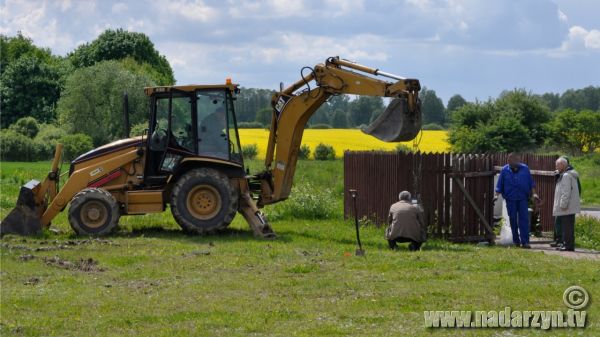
[61,133,94,161]
[238,121,264,128]
[395,144,415,153]
[422,123,444,130]
[242,144,258,160]
[575,215,600,250]
[309,123,332,129]
[0,129,39,161]
[267,183,337,220]
[299,144,311,159]
[34,124,67,159]
[9,116,40,138]
[314,143,336,160]
[129,122,148,137]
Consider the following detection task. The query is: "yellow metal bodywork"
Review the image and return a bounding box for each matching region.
[125,190,164,214]
[40,148,142,226]
[144,83,239,96]
[261,57,420,204]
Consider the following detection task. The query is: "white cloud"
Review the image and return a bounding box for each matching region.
[558,9,568,23]
[164,0,218,22]
[0,0,76,53]
[561,25,600,51]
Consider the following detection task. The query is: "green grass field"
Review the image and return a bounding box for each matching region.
[570,155,600,207]
[1,160,599,336]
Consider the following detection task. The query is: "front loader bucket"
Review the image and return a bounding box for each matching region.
[0,180,43,236]
[362,97,421,142]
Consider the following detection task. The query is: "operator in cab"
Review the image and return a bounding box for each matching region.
[385,191,427,251]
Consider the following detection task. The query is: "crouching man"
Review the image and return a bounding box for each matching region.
[553,157,581,251]
[385,191,426,251]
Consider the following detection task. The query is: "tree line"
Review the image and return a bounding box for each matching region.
[1,29,598,161]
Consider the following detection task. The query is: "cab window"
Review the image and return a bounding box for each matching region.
[196,90,229,160]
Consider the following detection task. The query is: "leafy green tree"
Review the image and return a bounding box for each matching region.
[420,88,446,125]
[34,123,67,159]
[349,96,383,127]
[449,115,531,153]
[255,107,272,126]
[9,116,40,138]
[0,33,54,75]
[448,90,549,153]
[57,61,154,146]
[495,89,551,146]
[559,86,600,111]
[539,92,560,111]
[545,109,600,154]
[130,122,149,136]
[60,134,94,161]
[422,123,444,130]
[0,56,62,127]
[69,29,174,85]
[446,94,467,113]
[308,106,331,125]
[331,109,348,128]
[328,95,350,113]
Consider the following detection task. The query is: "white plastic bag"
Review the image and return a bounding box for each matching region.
[498,200,513,245]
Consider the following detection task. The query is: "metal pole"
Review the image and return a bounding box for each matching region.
[349,189,364,256]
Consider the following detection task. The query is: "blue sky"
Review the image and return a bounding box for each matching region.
[1,0,599,103]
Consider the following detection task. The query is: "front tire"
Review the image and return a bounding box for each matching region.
[68,188,120,236]
[170,168,238,234]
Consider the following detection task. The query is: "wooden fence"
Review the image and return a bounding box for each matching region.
[344,152,558,243]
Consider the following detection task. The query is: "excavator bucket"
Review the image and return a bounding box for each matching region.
[362,97,421,142]
[0,180,43,236]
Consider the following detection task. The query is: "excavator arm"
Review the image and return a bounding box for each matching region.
[256,56,421,205]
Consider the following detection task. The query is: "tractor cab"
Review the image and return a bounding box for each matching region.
[143,83,244,184]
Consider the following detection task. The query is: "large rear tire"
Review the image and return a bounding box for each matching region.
[68,188,120,236]
[170,168,238,234]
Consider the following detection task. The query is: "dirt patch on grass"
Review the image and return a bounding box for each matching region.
[18,254,35,261]
[42,256,105,272]
[23,277,40,286]
[2,238,118,253]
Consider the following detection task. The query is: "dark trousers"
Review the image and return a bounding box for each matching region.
[388,237,422,251]
[505,199,530,245]
[558,214,575,251]
[553,216,563,243]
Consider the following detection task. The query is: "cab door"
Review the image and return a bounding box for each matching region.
[145,90,195,184]
[196,89,243,164]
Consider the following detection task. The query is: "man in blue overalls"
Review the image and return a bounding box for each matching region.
[494,153,539,249]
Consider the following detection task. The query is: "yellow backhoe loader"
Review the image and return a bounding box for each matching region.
[0,57,421,238]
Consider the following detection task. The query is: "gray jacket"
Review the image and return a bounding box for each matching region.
[385,200,427,242]
[553,170,581,216]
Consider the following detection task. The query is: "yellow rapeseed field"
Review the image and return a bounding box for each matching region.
[238,129,450,158]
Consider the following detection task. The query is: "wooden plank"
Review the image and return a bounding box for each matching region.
[452,175,496,240]
[493,166,555,176]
